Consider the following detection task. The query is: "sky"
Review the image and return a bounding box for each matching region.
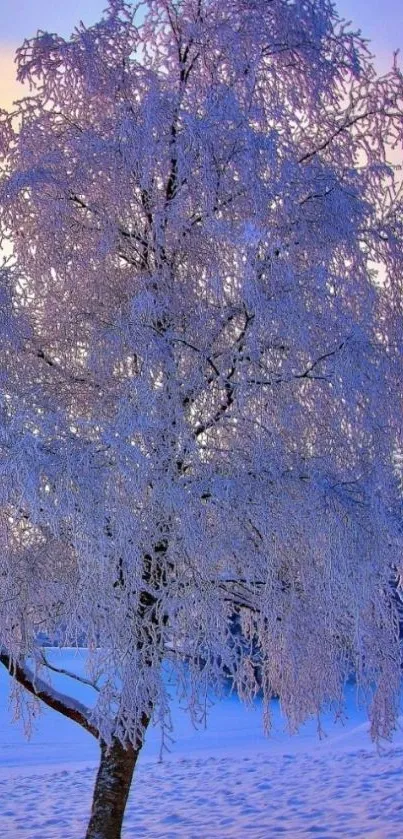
[0,0,402,109]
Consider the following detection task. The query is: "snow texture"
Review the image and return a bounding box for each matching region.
[1,651,403,837]
[3,747,403,838]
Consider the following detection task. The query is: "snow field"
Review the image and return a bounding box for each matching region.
[1,745,403,837]
[1,651,403,837]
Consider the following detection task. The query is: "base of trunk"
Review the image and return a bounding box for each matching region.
[85,735,144,839]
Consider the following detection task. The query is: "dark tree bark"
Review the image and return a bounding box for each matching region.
[0,651,98,738]
[0,652,151,839]
[85,728,149,839]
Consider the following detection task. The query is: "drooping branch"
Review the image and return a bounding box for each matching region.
[293,340,347,380]
[39,650,101,693]
[298,106,401,164]
[218,579,263,614]
[245,339,349,387]
[0,650,99,738]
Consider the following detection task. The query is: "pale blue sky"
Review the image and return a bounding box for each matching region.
[0,0,106,41]
[0,0,402,56]
[336,0,403,64]
[0,0,402,109]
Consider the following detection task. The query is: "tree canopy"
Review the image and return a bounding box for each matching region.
[0,0,402,751]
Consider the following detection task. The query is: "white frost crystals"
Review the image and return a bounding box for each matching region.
[0,0,402,754]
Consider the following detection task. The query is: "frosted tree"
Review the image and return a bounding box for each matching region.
[0,1,403,836]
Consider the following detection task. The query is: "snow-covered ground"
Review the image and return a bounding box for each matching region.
[1,649,403,837]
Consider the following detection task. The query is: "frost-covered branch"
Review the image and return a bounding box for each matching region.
[0,651,98,738]
[0,0,402,752]
[39,650,101,693]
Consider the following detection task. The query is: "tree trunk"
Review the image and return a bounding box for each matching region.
[85,734,145,839]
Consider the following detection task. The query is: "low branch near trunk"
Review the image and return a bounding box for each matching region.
[0,650,98,738]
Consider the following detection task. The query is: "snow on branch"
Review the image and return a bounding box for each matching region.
[0,0,402,746]
[0,651,99,739]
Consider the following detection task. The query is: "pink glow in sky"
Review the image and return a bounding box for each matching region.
[0,0,402,51]
[0,0,402,109]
